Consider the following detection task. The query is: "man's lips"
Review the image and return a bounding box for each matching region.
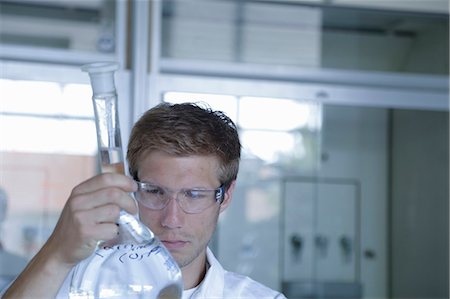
[162,240,188,250]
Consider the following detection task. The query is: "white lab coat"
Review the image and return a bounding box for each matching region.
[55,247,286,299]
[184,247,286,299]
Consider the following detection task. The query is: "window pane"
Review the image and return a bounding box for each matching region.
[241,129,320,171]
[0,80,61,115]
[0,115,96,155]
[239,97,321,131]
[61,84,95,117]
[0,1,116,54]
[0,79,93,118]
[162,0,449,75]
[241,130,295,162]
[0,78,98,285]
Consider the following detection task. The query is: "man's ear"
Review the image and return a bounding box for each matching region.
[219,180,236,213]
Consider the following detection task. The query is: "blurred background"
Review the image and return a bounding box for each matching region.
[0,0,448,298]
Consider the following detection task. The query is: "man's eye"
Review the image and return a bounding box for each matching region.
[185,190,207,200]
[145,187,164,196]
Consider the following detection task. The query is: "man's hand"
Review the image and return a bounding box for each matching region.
[2,173,138,299]
[45,173,138,266]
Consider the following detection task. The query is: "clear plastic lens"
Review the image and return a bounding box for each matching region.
[185,190,209,200]
[135,183,223,213]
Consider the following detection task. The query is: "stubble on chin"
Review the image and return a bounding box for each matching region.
[174,244,206,269]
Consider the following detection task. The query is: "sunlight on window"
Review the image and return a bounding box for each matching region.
[0,79,96,155]
[0,79,61,115]
[164,91,238,123]
[241,131,297,162]
[239,97,316,131]
[0,116,97,155]
[61,84,94,117]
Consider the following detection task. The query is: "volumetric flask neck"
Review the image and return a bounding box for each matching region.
[90,91,124,173]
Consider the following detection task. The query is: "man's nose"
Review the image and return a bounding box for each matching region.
[160,194,184,229]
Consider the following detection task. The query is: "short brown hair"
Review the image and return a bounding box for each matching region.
[127,102,241,188]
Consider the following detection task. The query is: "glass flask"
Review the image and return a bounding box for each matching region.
[68,62,183,299]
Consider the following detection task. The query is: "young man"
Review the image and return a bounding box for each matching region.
[3,103,286,298]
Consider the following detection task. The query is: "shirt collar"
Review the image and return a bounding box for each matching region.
[191,247,225,298]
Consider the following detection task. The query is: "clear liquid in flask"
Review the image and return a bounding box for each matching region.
[100,147,125,174]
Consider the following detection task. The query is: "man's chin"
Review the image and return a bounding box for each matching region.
[173,255,190,269]
[164,249,184,266]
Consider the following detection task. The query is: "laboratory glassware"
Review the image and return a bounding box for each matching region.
[68,62,183,299]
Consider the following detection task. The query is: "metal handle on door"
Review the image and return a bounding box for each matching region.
[315,234,329,257]
[290,233,303,261]
[339,235,353,262]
